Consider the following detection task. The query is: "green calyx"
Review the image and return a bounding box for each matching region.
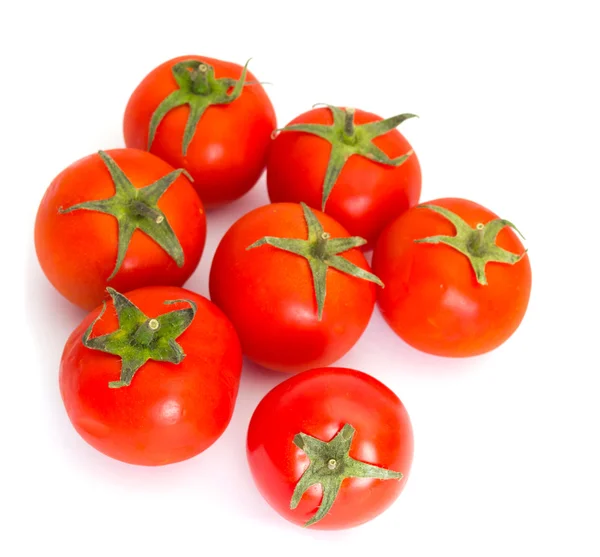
[59,151,187,280]
[148,58,252,155]
[275,104,417,210]
[82,288,197,388]
[414,204,527,285]
[246,203,383,320]
[291,423,403,527]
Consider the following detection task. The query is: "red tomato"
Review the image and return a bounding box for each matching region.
[35,148,206,310]
[267,105,421,246]
[123,55,276,207]
[247,367,414,529]
[209,203,382,372]
[60,286,242,466]
[372,198,532,357]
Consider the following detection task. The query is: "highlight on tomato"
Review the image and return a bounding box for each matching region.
[60,286,243,466]
[123,55,276,207]
[247,367,414,529]
[372,198,532,357]
[267,104,421,246]
[209,202,383,373]
[34,148,206,310]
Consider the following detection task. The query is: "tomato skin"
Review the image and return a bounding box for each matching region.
[247,367,414,529]
[123,55,276,208]
[372,198,532,357]
[34,148,206,311]
[209,203,377,373]
[60,286,242,466]
[267,107,421,246]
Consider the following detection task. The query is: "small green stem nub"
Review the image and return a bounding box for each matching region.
[343,108,356,138]
[190,63,211,95]
[132,319,160,346]
[312,234,329,259]
[130,200,164,223]
[469,223,486,256]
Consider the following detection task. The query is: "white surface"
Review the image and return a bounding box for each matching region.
[2,1,599,555]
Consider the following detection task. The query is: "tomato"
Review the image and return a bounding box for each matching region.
[209,202,383,372]
[267,105,421,246]
[123,55,276,208]
[35,148,206,310]
[247,367,413,529]
[60,286,242,466]
[372,198,532,357]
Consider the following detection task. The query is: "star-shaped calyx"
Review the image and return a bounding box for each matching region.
[148,58,252,155]
[414,204,527,285]
[59,150,187,280]
[82,288,197,388]
[247,203,383,320]
[291,423,403,527]
[274,104,417,210]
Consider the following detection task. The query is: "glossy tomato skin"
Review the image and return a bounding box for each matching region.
[123,55,276,208]
[372,198,532,357]
[60,286,243,466]
[267,107,421,246]
[35,148,206,311]
[247,367,414,529]
[209,203,377,373]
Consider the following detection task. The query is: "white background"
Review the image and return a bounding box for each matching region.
[2,1,599,555]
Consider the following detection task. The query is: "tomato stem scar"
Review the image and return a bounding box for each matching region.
[415,205,527,285]
[275,106,416,210]
[81,288,197,388]
[247,203,383,319]
[58,151,186,280]
[148,58,252,155]
[291,423,403,527]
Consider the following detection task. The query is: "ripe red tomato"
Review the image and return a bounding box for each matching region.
[35,148,206,310]
[60,286,242,466]
[123,55,276,207]
[247,367,414,529]
[267,105,421,246]
[372,198,532,357]
[209,202,383,373]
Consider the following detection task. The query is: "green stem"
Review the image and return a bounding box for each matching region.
[274,105,416,211]
[414,205,527,286]
[81,288,197,388]
[469,223,486,256]
[312,232,330,259]
[343,108,355,139]
[190,63,211,95]
[246,203,382,320]
[148,58,251,154]
[133,319,160,346]
[291,423,404,527]
[130,200,164,223]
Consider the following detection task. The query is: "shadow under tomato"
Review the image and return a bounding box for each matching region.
[25,247,87,436]
[211,357,292,523]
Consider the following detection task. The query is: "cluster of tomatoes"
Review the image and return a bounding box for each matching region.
[34,55,532,530]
